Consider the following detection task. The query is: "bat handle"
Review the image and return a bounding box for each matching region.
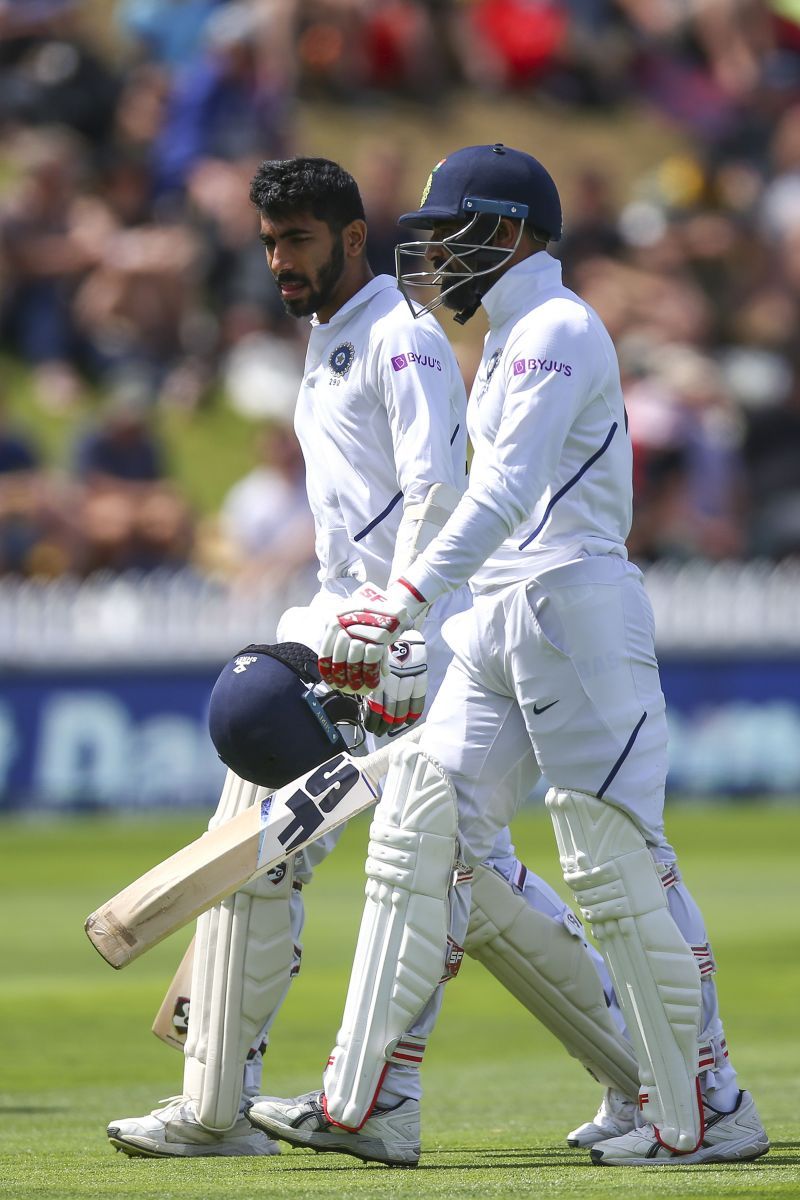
[360,724,424,789]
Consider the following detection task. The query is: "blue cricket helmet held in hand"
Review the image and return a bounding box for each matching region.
[396,143,562,325]
[208,642,363,789]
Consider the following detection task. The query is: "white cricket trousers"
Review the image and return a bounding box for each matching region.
[394,554,735,1106]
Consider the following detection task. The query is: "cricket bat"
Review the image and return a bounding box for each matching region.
[85,729,420,971]
[151,935,195,1049]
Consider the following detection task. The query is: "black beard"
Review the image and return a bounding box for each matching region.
[438,245,507,319]
[278,237,345,318]
[440,272,482,314]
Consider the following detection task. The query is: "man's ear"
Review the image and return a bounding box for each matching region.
[344,218,368,257]
[493,218,521,248]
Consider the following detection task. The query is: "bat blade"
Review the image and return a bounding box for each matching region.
[85,732,414,969]
[152,936,194,1050]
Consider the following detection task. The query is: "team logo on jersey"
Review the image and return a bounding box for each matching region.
[420,158,446,206]
[329,342,355,377]
[512,356,573,377]
[475,349,502,400]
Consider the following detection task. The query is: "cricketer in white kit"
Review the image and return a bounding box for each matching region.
[246,146,769,1167]
[107,157,640,1162]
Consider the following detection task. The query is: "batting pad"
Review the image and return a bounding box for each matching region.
[183,859,296,1130]
[465,864,639,1099]
[323,740,457,1130]
[207,769,264,830]
[546,788,703,1153]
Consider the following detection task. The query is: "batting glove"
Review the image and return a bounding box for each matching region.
[318,579,428,695]
[363,631,427,736]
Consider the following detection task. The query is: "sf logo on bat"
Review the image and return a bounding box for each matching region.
[258,755,362,863]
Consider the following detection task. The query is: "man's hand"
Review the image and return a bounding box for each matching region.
[364,631,427,736]
[318,580,427,695]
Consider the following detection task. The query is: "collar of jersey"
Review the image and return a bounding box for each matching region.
[481,251,562,329]
[310,274,398,330]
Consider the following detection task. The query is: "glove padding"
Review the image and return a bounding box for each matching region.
[363,631,427,736]
[318,580,427,695]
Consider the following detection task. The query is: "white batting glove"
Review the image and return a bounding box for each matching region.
[363,631,427,736]
[318,579,428,695]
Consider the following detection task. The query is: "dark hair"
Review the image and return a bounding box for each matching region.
[249,157,365,233]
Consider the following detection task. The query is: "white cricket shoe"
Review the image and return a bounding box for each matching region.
[107,1095,281,1158]
[566,1088,637,1147]
[245,1090,420,1167]
[590,1089,769,1166]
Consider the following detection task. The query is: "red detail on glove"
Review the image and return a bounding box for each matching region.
[318,656,334,683]
[339,611,400,634]
[362,661,382,691]
[319,655,349,690]
[347,660,364,692]
[366,699,408,725]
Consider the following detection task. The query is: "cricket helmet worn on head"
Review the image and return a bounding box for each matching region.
[208,642,362,788]
[396,143,561,324]
[398,143,562,239]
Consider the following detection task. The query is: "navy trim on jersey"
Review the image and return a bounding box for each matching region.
[518,421,619,550]
[597,710,647,800]
[354,425,460,544]
[353,489,403,543]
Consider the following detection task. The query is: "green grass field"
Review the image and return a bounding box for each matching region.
[1,804,798,1199]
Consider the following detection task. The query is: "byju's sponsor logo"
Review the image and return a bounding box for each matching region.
[513,357,572,377]
[391,351,442,372]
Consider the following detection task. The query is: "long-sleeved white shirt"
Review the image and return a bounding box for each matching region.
[295,274,468,592]
[403,252,632,602]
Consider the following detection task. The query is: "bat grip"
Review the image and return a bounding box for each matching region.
[360,724,423,789]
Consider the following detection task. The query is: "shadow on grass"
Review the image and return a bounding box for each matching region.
[0,1105,67,1115]
[269,1142,795,1173]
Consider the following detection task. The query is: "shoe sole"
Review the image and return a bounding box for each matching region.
[591,1141,770,1166]
[247,1112,419,1167]
[107,1131,280,1158]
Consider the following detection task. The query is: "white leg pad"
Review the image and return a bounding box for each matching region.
[546,788,703,1153]
[208,769,265,829]
[323,741,457,1131]
[465,864,640,1098]
[183,855,296,1131]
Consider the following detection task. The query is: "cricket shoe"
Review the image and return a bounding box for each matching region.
[590,1089,769,1165]
[245,1090,420,1166]
[566,1088,637,1147]
[107,1095,281,1157]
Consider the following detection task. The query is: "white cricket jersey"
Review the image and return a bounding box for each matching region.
[403,252,632,602]
[295,274,467,592]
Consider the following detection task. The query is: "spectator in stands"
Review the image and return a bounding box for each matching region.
[0,389,77,577]
[71,373,194,574]
[742,378,800,557]
[0,127,112,409]
[117,0,227,69]
[0,0,121,146]
[623,339,744,561]
[216,422,315,585]
[73,373,166,485]
[152,1,292,199]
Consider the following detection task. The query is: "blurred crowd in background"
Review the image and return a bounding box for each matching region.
[2,0,800,584]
